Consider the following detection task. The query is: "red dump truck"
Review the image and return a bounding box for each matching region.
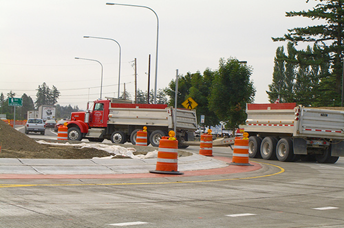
[240,103,344,163]
[66,98,197,148]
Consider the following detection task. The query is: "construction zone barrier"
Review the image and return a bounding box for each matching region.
[150,131,183,175]
[57,125,68,141]
[230,132,252,166]
[136,130,147,146]
[199,129,213,156]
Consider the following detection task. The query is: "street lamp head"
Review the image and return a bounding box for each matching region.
[83,36,90,38]
[75,57,80,59]
[106,3,115,5]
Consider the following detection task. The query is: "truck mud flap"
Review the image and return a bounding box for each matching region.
[331,140,344,156]
[293,138,307,155]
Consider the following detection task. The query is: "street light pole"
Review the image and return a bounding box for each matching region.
[75,57,104,99]
[106,2,159,104]
[83,36,122,99]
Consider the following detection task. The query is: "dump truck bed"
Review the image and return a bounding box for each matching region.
[108,106,197,130]
[242,103,344,140]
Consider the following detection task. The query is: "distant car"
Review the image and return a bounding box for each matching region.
[54,120,68,132]
[45,120,56,128]
[25,118,45,135]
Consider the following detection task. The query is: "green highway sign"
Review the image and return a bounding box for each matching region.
[8,97,23,107]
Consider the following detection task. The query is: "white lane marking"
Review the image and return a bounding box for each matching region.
[313,207,338,210]
[226,213,256,217]
[109,221,148,226]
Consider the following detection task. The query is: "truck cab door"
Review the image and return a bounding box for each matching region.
[90,102,108,127]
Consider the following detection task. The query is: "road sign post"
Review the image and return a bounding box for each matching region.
[8,98,23,129]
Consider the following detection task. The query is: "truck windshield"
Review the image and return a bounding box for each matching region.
[94,103,104,111]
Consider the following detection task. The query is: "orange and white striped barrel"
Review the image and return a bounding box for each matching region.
[230,138,252,166]
[136,130,147,146]
[57,125,68,141]
[150,138,183,175]
[199,133,213,156]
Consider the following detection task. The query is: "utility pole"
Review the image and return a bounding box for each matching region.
[135,58,137,104]
[147,54,151,104]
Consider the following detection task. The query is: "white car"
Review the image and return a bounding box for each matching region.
[25,118,46,135]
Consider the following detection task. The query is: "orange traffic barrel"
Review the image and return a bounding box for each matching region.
[57,125,68,141]
[230,138,252,166]
[150,137,183,175]
[199,133,213,156]
[136,130,147,146]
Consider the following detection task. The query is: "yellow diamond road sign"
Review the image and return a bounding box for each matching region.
[182,97,198,110]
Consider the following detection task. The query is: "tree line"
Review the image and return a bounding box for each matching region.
[269,0,344,107]
[0,83,78,120]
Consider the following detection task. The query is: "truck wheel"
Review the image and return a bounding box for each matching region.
[111,131,127,144]
[260,137,278,160]
[248,136,262,158]
[149,130,167,147]
[276,138,294,162]
[316,146,339,163]
[68,127,82,141]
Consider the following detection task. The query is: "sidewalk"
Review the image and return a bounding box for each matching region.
[0,153,262,179]
[0,152,228,175]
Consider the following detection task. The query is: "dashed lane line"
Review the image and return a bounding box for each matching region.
[313,207,339,210]
[109,221,148,226]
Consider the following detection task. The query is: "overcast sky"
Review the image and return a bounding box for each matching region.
[0,0,319,110]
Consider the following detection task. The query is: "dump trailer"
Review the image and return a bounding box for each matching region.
[66,99,197,148]
[240,103,344,163]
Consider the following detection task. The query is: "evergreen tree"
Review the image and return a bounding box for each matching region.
[35,82,60,108]
[272,0,344,106]
[20,94,35,119]
[267,43,298,103]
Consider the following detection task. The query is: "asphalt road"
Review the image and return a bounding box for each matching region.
[1,129,343,228]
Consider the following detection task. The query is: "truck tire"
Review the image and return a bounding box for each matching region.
[276,138,294,162]
[130,129,150,146]
[149,130,167,147]
[68,127,82,141]
[111,131,127,144]
[260,137,278,160]
[248,136,262,158]
[316,146,339,163]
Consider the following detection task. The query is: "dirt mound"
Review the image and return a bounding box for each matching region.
[0,120,110,159]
